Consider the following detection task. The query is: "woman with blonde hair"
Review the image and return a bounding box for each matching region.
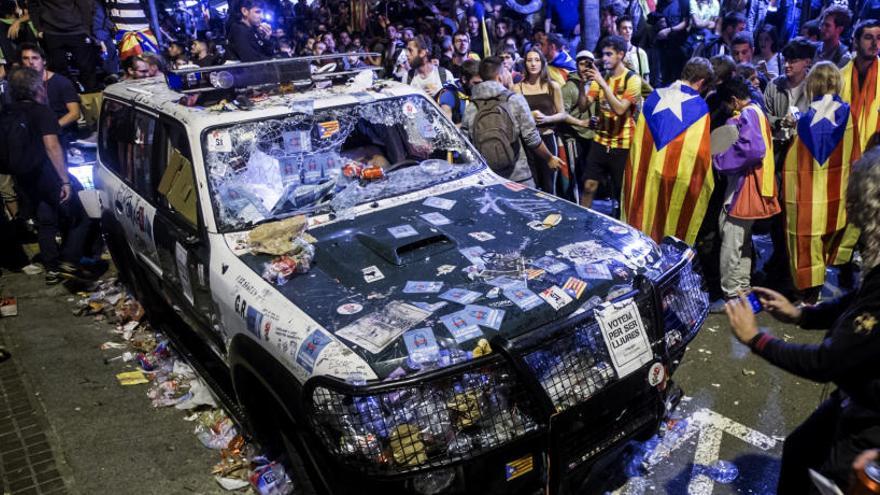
[782,60,861,302]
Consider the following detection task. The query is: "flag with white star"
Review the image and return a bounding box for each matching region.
[783,94,861,290]
[797,94,851,164]
[622,82,713,245]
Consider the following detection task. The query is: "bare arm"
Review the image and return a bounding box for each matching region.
[58,102,81,128]
[43,134,71,202]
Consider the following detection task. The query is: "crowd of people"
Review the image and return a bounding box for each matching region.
[0,0,880,492]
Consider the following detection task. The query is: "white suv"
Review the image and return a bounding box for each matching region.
[96,64,708,495]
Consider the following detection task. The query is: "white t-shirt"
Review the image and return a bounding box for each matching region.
[409,66,454,98]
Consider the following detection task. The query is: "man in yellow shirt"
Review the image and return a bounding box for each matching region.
[581,35,641,215]
[840,19,880,152]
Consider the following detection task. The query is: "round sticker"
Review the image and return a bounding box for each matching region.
[648,362,665,387]
[337,303,364,315]
[402,101,419,118]
[608,225,629,235]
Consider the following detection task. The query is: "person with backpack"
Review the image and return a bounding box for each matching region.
[580,35,642,216]
[436,59,476,126]
[461,56,566,187]
[1,67,91,284]
[404,37,454,98]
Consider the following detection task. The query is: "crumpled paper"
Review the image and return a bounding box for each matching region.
[248,215,308,255]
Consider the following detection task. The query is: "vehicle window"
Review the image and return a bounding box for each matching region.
[98,100,158,200]
[130,112,157,198]
[202,95,483,231]
[156,122,198,229]
[98,99,133,177]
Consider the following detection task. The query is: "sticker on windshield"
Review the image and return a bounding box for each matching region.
[402,101,419,118]
[423,196,456,210]
[281,130,311,153]
[562,277,588,299]
[388,224,418,239]
[337,302,364,315]
[469,231,496,242]
[403,281,444,294]
[596,298,652,378]
[335,301,430,354]
[439,288,481,305]
[440,312,484,343]
[362,266,385,283]
[540,286,573,310]
[531,256,569,275]
[295,329,332,374]
[207,130,233,153]
[403,327,440,363]
[318,120,340,139]
[575,263,613,281]
[459,246,487,267]
[420,212,451,226]
[503,182,526,192]
[462,304,505,330]
[504,287,544,311]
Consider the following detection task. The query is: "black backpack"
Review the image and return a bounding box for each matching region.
[0,106,42,176]
[472,91,519,178]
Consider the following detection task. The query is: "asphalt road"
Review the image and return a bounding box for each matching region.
[0,267,826,495]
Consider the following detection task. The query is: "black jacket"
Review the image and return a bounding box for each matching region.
[27,0,93,36]
[227,21,272,62]
[750,265,880,412]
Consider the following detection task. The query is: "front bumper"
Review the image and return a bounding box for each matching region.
[302,238,708,494]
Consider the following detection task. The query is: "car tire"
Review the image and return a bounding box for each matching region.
[235,369,319,495]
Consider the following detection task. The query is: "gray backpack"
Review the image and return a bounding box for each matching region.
[472,91,519,178]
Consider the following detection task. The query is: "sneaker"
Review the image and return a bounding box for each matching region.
[45,271,62,285]
[709,298,728,314]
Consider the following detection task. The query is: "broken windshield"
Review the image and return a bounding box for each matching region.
[203,94,483,231]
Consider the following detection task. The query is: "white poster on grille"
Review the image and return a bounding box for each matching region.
[596,298,652,378]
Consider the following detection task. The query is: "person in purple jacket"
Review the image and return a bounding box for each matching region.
[712,76,781,303]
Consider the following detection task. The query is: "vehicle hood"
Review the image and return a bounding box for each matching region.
[235,183,664,379]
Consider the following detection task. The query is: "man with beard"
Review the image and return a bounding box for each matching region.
[622,57,714,245]
[445,30,480,79]
[405,37,453,98]
[840,19,880,152]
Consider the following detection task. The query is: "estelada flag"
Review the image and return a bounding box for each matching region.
[840,58,880,152]
[783,94,861,290]
[622,82,713,245]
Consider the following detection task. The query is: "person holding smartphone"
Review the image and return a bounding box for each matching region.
[725,147,880,495]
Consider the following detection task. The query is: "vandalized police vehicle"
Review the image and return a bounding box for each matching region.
[96,58,709,494]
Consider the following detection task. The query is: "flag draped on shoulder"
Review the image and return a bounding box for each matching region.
[783,94,861,290]
[840,58,880,153]
[622,82,713,245]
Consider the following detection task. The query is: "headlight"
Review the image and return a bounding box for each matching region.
[657,239,709,353]
[306,357,540,474]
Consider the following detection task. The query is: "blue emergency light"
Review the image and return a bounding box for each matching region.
[165,53,380,94]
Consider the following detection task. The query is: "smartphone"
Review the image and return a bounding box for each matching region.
[746,292,763,314]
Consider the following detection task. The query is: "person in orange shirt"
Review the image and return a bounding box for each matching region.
[581,35,641,216]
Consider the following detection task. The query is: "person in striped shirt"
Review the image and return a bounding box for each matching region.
[580,35,642,214]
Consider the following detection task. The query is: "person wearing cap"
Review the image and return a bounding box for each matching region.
[560,50,597,202]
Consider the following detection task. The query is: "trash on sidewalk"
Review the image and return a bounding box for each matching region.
[0,297,18,317]
[76,277,295,494]
[116,370,150,386]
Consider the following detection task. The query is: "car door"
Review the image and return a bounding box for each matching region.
[97,99,162,278]
[149,118,217,339]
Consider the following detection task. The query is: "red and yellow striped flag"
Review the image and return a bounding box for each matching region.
[622,83,713,245]
[840,57,880,153]
[783,94,861,290]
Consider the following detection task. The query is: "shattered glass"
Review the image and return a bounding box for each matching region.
[204,95,482,231]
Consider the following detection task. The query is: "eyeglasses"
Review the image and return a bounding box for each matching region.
[501,54,513,59]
